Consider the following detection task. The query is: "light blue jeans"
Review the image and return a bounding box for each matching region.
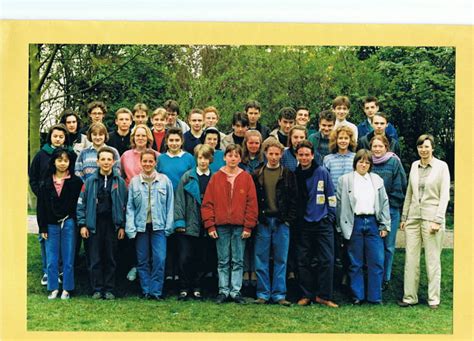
[254,217,290,301]
[45,218,76,291]
[215,225,245,298]
[383,207,400,282]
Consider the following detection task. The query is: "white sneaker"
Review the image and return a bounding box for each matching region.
[61,291,70,300]
[41,273,48,286]
[127,267,137,281]
[48,290,59,300]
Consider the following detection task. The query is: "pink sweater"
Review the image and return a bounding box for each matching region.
[121,149,160,186]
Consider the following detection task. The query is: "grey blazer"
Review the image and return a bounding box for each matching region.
[401,157,450,225]
[336,172,391,240]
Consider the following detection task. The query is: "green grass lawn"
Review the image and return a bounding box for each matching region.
[26,234,453,334]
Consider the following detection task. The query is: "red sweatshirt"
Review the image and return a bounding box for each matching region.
[201,169,258,234]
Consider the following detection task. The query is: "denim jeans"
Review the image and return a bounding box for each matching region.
[136,225,167,296]
[215,225,245,298]
[383,207,400,282]
[45,218,76,291]
[347,215,384,303]
[254,217,290,301]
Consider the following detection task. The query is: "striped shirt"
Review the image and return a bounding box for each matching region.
[323,152,355,191]
[74,145,121,182]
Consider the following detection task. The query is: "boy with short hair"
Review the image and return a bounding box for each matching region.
[77,146,127,299]
[164,99,190,133]
[201,144,258,304]
[132,103,150,127]
[108,108,133,156]
[357,96,398,141]
[357,112,401,156]
[80,100,108,134]
[150,107,168,153]
[308,110,336,165]
[203,106,226,140]
[183,108,204,154]
[221,112,249,149]
[332,96,358,142]
[266,107,296,147]
[245,100,270,140]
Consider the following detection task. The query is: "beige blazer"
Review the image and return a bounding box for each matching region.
[401,157,450,224]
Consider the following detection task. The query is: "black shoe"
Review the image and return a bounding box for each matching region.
[140,293,151,300]
[233,294,246,304]
[192,291,203,300]
[104,292,115,300]
[352,299,363,305]
[215,293,228,304]
[368,301,383,305]
[382,281,390,291]
[178,291,189,301]
[92,292,103,300]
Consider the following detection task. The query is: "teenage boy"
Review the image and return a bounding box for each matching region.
[266,107,296,147]
[332,96,358,142]
[174,144,215,300]
[183,108,204,154]
[80,100,108,134]
[295,106,315,134]
[357,96,398,141]
[150,107,168,153]
[252,139,298,306]
[77,146,127,300]
[245,100,270,140]
[357,112,401,156]
[164,99,190,133]
[108,108,133,156]
[203,106,226,140]
[201,144,258,304]
[132,103,150,127]
[221,112,249,149]
[294,140,338,308]
[308,110,336,166]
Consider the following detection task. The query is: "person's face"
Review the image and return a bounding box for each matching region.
[233,122,248,137]
[167,134,183,153]
[372,115,388,135]
[54,153,70,173]
[97,151,114,174]
[337,131,351,152]
[296,147,314,169]
[64,115,78,134]
[295,109,310,126]
[333,105,349,121]
[319,119,334,138]
[133,110,148,125]
[50,129,66,147]
[115,113,132,132]
[91,131,106,147]
[140,153,157,175]
[204,112,218,127]
[278,118,295,135]
[151,115,167,132]
[371,139,387,158]
[290,129,306,148]
[363,101,379,119]
[417,139,434,161]
[246,108,261,126]
[204,133,219,150]
[134,127,148,149]
[356,158,371,176]
[265,146,282,168]
[89,107,104,123]
[189,113,204,132]
[246,136,261,155]
[224,150,241,169]
[166,110,178,125]
[197,154,211,172]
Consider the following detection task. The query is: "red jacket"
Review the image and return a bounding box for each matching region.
[201,169,258,234]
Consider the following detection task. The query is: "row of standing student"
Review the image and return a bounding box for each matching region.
[31,103,449,309]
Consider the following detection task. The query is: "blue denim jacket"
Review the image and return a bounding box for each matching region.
[125,172,175,238]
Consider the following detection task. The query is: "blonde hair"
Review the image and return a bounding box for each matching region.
[130,124,153,149]
[329,125,356,153]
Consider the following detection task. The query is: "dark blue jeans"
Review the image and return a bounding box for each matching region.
[136,225,166,296]
[347,215,384,303]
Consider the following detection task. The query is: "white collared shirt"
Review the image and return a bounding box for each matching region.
[353,171,375,215]
[196,168,210,176]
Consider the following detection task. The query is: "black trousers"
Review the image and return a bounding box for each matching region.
[177,234,207,291]
[297,218,335,300]
[88,214,118,293]
[165,234,178,278]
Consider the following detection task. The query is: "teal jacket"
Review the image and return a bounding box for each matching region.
[174,168,213,237]
[76,168,127,233]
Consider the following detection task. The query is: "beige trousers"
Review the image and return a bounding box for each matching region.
[403,219,444,305]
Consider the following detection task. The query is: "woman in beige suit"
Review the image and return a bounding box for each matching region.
[398,134,450,309]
